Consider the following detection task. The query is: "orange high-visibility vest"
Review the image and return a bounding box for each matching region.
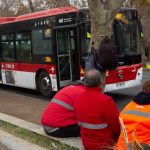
[116,101,150,150]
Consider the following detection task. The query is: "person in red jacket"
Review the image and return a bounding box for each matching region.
[41,81,86,138]
[74,69,120,150]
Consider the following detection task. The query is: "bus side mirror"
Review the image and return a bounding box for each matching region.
[138,21,143,38]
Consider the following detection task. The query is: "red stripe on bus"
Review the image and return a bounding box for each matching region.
[0,6,78,24]
[0,62,56,74]
[105,64,142,84]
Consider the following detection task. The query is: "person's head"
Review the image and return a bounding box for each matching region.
[91,41,94,46]
[91,41,96,53]
[143,81,150,93]
[84,69,101,87]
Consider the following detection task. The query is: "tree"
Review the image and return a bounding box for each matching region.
[124,0,150,64]
[46,0,69,8]
[27,0,69,12]
[15,0,30,15]
[87,0,124,90]
[0,0,16,16]
[28,0,35,12]
[26,0,88,12]
[0,0,30,16]
[69,0,88,8]
[15,3,30,15]
[137,2,150,63]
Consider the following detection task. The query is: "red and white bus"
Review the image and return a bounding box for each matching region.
[0,6,142,97]
[105,7,143,92]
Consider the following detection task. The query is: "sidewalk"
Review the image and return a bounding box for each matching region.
[0,113,83,150]
[0,88,83,150]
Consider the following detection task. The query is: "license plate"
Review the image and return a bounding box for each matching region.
[116,82,125,87]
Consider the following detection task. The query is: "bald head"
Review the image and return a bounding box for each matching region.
[84,69,101,87]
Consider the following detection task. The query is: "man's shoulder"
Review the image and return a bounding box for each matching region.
[102,93,113,99]
[78,88,111,99]
[58,84,86,95]
[71,80,85,86]
[96,92,113,101]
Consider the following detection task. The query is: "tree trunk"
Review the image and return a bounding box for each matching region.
[28,0,35,12]
[87,0,123,91]
[46,0,69,8]
[128,1,150,64]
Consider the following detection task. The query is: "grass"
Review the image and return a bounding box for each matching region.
[0,120,79,150]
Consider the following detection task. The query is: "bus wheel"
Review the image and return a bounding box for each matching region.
[37,71,53,97]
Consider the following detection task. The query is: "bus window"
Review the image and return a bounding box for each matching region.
[70,30,75,50]
[32,29,52,63]
[115,20,140,57]
[0,50,1,61]
[57,30,69,55]
[70,38,75,50]
[81,23,90,57]
[16,31,32,63]
[1,33,15,62]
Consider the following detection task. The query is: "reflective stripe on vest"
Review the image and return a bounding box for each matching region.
[78,122,108,129]
[51,98,74,111]
[123,110,150,118]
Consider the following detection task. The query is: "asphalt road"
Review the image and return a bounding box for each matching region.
[0,70,149,125]
[110,69,149,111]
[0,85,49,125]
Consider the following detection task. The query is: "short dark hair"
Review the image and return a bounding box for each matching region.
[84,69,101,87]
[92,41,94,45]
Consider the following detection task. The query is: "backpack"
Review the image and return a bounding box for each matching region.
[84,51,102,71]
[98,36,118,70]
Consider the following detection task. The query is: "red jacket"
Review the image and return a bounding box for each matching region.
[74,87,120,150]
[41,84,86,127]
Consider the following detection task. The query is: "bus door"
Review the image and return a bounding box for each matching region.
[0,58,2,82]
[0,66,2,83]
[0,50,1,82]
[55,28,79,87]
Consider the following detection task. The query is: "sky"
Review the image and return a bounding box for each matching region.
[23,0,28,4]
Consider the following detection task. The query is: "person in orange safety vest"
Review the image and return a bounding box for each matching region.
[116,80,150,150]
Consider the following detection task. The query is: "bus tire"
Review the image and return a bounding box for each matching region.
[37,71,53,97]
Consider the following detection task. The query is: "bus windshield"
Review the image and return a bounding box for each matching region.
[81,8,142,66]
[115,20,140,57]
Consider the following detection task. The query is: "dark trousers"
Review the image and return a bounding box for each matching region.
[43,124,80,138]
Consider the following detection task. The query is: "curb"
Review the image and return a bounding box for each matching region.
[0,113,83,150]
[0,129,47,150]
